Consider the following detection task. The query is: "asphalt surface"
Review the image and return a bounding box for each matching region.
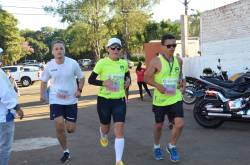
[9,70,250,165]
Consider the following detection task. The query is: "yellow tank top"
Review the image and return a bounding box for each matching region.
[153,54,182,106]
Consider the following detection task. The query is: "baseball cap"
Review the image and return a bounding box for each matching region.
[107,38,122,47]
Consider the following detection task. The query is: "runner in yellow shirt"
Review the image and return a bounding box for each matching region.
[88,38,130,165]
[145,34,186,162]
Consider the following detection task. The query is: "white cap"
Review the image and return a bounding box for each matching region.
[107,38,122,47]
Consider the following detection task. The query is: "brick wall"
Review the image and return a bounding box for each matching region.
[201,0,250,43]
[184,0,250,77]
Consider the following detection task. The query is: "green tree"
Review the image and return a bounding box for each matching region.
[20,38,34,60]
[45,0,109,60]
[46,0,159,59]
[108,0,159,58]
[189,11,200,37]
[21,27,66,61]
[26,37,49,61]
[0,8,24,65]
[143,21,160,42]
[144,20,181,42]
[159,20,181,39]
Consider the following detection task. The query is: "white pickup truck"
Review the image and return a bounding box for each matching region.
[1,65,40,87]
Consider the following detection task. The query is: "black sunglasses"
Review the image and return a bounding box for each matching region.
[110,46,121,51]
[164,44,177,49]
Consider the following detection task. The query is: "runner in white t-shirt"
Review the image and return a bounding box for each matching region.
[40,40,85,163]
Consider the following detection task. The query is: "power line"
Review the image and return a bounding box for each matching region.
[1,5,84,12]
[2,5,44,10]
[0,0,51,2]
[10,13,51,16]
[2,5,145,14]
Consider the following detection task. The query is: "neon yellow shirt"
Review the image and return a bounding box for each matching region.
[93,57,129,99]
[153,54,182,106]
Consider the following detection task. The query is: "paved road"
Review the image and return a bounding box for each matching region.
[9,69,250,165]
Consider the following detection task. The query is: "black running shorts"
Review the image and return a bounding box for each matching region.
[152,101,184,123]
[50,104,78,122]
[97,96,126,124]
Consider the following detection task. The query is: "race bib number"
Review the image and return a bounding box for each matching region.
[56,89,70,100]
[162,78,178,95]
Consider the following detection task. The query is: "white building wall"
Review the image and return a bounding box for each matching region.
[184,0,250,78]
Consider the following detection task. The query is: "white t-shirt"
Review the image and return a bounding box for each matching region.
[40,57,84,105]
[0,69,18,123]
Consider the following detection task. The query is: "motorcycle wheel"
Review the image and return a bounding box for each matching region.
[193,98,224,128]
[183,86,197,104]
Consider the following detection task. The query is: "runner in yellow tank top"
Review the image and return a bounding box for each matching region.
[145,34,186,162]
[88,38,131,165]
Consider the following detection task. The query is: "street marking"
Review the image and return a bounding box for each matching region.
[12,137,59,152]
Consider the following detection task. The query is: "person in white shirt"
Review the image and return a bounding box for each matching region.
[0,68,24,165]
[6,70,20,96]
[40,40,85,163]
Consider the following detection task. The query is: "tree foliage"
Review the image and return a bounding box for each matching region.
[107,0,157,57]
[189,11,200,37]
[46,0,109,60]
[25,37,49,61]
[144,20,181,42]
[0,8,25,64]
[0,2,183,64]
[21,27,65,61]
[46,0,159,59]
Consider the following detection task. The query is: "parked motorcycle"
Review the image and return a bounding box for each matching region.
[183,58,241,104]
[183,65,227,105]
[193,72,250,128]
[183,76,203,104]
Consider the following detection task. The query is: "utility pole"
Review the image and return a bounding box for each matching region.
[121,0,130,59]
[184,0,190,15]
[180,0,191,57]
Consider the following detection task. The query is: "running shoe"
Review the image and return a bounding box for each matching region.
[60,152,70,163]
[166,146,180,162]
[153,148,164,160]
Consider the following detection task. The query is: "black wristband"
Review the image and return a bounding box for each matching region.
[13,104,21,111]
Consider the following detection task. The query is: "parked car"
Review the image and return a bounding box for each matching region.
[78,59,95,68]
[24,63,41,68]
[21,60,38,65]
[1,65,39,87]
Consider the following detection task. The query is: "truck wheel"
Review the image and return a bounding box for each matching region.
[21,77,31,87]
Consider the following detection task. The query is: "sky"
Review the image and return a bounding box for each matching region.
[0,0,239,30]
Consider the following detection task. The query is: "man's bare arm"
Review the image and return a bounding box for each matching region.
[144,57,158,87]
[176,56,186,91]
[40,81,47,101]
[75,77,85,98]
[78,77,85,91]
[176,56,184,80]
[144,57,165,94]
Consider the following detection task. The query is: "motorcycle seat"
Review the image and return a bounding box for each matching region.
[206,85,243,99]
[201,76,235,88]
[186,76,199,84]
[224,89,244,99]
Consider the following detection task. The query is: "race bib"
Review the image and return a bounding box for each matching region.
[56,89,70,100]
[107,74,123,92]
[162,78,178,95]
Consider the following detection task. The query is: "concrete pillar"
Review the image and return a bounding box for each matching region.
[181,15,188,57]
